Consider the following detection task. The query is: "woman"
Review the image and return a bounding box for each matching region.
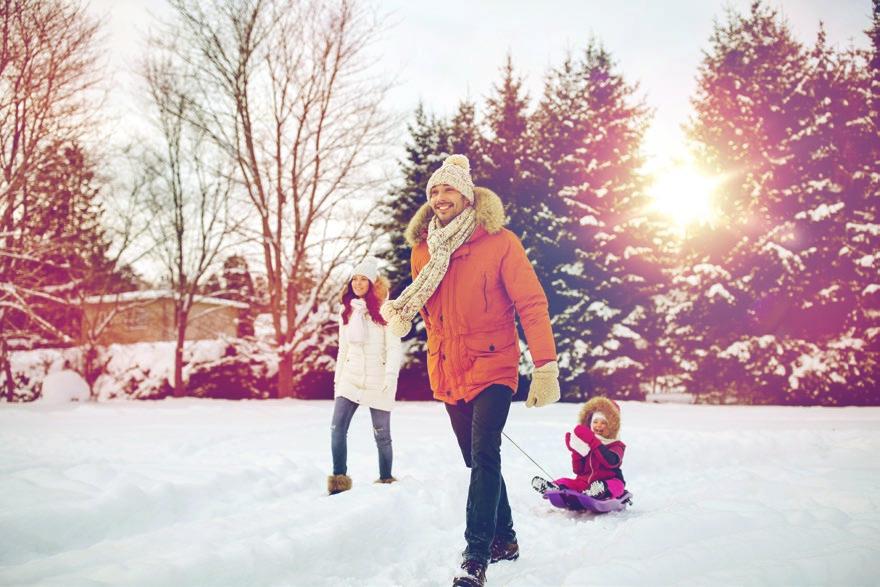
[328,257,402,495]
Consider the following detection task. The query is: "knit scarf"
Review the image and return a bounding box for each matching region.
[380,207,477,337]
[347,298,368,344]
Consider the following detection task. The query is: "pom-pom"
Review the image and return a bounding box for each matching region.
[444,154,470,172]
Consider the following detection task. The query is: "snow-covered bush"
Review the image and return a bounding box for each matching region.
[40,370,90,403]
[187,339,277,400]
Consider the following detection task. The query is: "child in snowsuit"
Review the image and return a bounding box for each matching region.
[533,396,626,500]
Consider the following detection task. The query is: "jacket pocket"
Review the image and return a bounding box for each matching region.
[462,328,517,385]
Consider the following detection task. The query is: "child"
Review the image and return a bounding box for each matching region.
[533,396,626,500]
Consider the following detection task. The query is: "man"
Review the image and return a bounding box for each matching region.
[381,154,560,587]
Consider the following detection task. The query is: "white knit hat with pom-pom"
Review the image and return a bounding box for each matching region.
[425,154,475,203]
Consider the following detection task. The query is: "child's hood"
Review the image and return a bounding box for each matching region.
[577,396,621,440]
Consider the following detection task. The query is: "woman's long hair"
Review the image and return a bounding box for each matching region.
[340,276,388,326]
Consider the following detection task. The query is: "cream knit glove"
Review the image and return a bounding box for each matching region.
[526,361,560,408]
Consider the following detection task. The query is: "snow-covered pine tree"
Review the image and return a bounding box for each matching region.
[373,105,450,388]
[832,1,880,404]
[375,104,450,300]
[449,99,487,184]
[530,42,656,400]
[683,2,811,403]
[222,255,257,337]
[684,1,878,404]
[482,55,535,246]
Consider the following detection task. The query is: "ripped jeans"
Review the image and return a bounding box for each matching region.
[330,396,392,479]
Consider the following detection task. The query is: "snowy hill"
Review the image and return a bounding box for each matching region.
[1,400,878,586]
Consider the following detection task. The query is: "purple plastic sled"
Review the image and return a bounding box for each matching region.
[542,488,633,513]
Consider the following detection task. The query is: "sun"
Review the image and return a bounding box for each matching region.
[648,163,720,228]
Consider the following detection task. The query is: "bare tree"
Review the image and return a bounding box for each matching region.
[0,0,103,399]
[68,167,155,398]
[157,0,395,397]
[138,52,243,397]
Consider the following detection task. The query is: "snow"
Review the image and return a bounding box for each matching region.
[761,242,804,272]
[706,283,736,303]
[587,300,621,320]
[82,290,248,309]
[578,214,600,226]
[39,370,90,403]
[1,400,878,586]
[592,356,642,372]
[795,202,844,222]
[611,323,640,340]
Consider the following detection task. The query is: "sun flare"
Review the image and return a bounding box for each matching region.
[648,164,719,228]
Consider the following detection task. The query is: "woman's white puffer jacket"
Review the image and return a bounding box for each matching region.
[334,282,402,412]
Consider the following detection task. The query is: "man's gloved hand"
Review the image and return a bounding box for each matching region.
[525,361,560,408]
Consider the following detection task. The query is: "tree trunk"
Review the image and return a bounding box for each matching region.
[1,337,14,402]
[277,351,294,399]
[173,309,188,398]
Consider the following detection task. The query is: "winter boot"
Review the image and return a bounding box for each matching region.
[586,480,611,500]
[531,475,559,495]
[452,558,486,587]
[327,474,352,495]
[374,476,397,484]
[489,537,519,563]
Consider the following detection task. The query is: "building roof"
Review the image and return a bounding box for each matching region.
[82,290,249,309]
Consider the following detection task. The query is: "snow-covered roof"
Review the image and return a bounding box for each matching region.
[82,290,248,309]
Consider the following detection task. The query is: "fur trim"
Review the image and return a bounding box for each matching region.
[328,474,352,495]
[404,187,506,246]
[374,275,390,301]
[578,396,621,440]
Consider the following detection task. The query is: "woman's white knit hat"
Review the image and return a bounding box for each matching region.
[425,154,475,204]
[351,256,379,283]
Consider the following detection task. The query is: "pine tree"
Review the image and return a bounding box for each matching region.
[375,104,451,300]
[374,104,450,383]
[449,99,486,183]
[683,2,811,403]
[531,42,655,400]
[482,55,534,243]
[6,142,130,342]
[222,255,257,337]
[684,1,879,404]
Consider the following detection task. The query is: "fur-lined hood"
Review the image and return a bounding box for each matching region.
[373,275,390,301]
[578,396,621,440]
[404,187,506,246]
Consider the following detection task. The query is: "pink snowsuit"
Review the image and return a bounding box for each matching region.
[555,424,626,498]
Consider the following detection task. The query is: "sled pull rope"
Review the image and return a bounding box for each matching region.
[502,431,557,481]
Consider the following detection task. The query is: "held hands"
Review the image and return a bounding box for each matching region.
[525,361,561,408]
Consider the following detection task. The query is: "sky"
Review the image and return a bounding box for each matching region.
[87,0,873,169]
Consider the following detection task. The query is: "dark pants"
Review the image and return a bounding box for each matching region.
[445,384,515,564]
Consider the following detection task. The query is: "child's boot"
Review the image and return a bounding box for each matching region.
[586,480,611,500]
[531,476,558,495]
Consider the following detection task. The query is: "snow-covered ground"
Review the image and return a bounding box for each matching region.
[1,400,878,586]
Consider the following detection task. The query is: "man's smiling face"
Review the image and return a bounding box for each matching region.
[429,184,470,226]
